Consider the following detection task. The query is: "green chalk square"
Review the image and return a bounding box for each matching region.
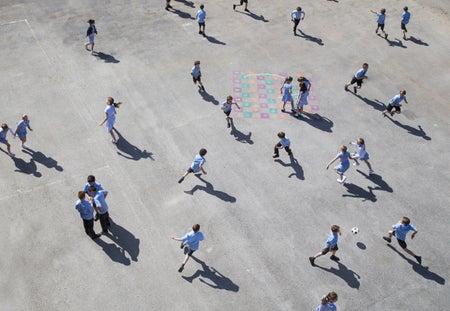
[266,89,275,94]
[241,83,250,89]
[240,75,249,80]
[265,80,274,85]
[267,98,277,104]
[269,108,278,114]
[243,112,253,118]
[242,92,251,98]
[242,102,252,107]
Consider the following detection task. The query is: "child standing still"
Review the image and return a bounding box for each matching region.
[315,292,338,311]
[221,96,241,128]
[273,131,292,158]
[196,4,206,36]
[309,225,342,266]
[84,19,97,55]
[349,138,373,174]
[295,81,308,118]
[280,76,294,112]
[178,148,207,183]
[371,9,387,38]
[191,61,205,91]
[326,145,353,183]
[14,114,33,149]
[0,123,15,157]
[99,97,122,144]
[382,90,408,117]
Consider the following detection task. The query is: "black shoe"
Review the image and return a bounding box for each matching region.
[233,4,236,10]
[383,236,392,243]
[353,87,357,94]
[330,255,340,261]
[201,86,205,91]
[390,112,395,116]
[178,177,184,184]
[345,86,348,91]
[281,108,285,112]
[227,123,231,128]
[92,234,101,240]
[309,257,315,266]
[199,31,202,35]
[178,265,185,273]
[382,112,387,117]
[385,33,388,39]
[416,256,422,264]
[287,152,293,156]
[272,154,279,158]
[245,8,250,12]
[180,242,185,249]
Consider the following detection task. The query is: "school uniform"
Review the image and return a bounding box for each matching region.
[281,83,293,102]
[16,119,30,140]
[75,199,97,239]
[104,105,116,132]
[335,151,350,174]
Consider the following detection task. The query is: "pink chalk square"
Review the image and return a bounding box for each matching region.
[234,97,242,102]
[310,105,320,111]
[260,113,270,119]
[258,93,267,99]
[257,75,265,80]
[249,98,258,103]
[233,79,241,84]
[260,103,268,108]
[233,70,240,75]
[278,72,287,77]
[278,114,289,119]
[257,84,266,89]
[309,95,316,100]
[233,87,242,92]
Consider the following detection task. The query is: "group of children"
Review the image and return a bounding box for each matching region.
[370,7,411,41]
[0,114,33,157]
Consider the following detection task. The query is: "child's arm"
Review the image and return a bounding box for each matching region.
[234,102,241,110]
[370,10,377,14]
[301,11,305,20]
[99,113,108,126]
[200,164,207,175]
[411,230,418,239]
[326,156,338,169]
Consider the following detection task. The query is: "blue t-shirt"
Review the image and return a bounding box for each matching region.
[354,68,367,79]
[291,10,304,20]
[84,182,103,193]
[316,302,337,311]
[75,199,95,220]
[222,101,237,113]
[280,137,291,148]
[105,105,116,121]
[393,223,417,240]
[94,190,109,214]
[197,9,206,23]
[191,154,206,171]
[389,94,407,106]
[16,119,30,136]
[402,11,411,24]
[376,13,386,24]
[191,66,201,78]
[181,231,204,250]
[337,151,350,164]
[325,232,339,248]
[0,129,9,141]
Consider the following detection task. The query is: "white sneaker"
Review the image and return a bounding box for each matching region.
[369,169,374,174]
[342,175,347,183]
[336,178,343,183]
[353,161,360,166]
[22,144,27,149]
[8,152,15,157]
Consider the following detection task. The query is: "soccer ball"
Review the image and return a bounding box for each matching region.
[351,227,359,234]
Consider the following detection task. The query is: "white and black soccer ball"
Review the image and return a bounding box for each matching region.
[351,227,359,234]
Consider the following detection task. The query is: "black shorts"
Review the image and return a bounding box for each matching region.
[350,76,363,87]
[386,104,401,112]
[321,245,338,255]
[198,22,205,27]
[192,76,201,83]
[223,110,231,116]
[397,238,407,249]
[401,23,407,31]
[378,23,385,31]
[187,247,196,256]
[240,0,248,4]
[187,167,195,173]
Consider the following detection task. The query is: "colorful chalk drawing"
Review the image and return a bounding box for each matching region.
[231,71,320,120]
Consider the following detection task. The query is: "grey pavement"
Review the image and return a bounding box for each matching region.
[0,0,449,310]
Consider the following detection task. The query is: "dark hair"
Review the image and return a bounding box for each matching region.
[331,225,340,233]
[401,217,411,225]
[200,4,204,9]
[193,224,200,232]
[78,191,86,200]
[321,292,338,305]
[88,185,97,193]
[299,82,307,92]
[107,97,122,108]
[404,6,408,11]
[277,131,285,139]
[88,19,95,24]
[199,148,207,156]
[87,175,96,183]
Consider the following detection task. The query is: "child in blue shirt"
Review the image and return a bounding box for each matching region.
[383,90,408,117]
[291,7,305,35]
[14,114,33,149]
[191,60,205,91]
[75,191,101,239]
[171,224,205,272]
[349,138,374,174]
[88,186,111,234]
[315,292,338,311]
[309,225,342,266]
[196,4,206,36]
[273,131,292,158]
[84,19,97,55]
[0,123,15,157]
[401,7,411,40]
[326,145,354,183]
[371,8,387,38]
[383,216,421,264]
[345,63,369,94]
[178,148,207,183]
[221,96,241,128]
[280,76,294,112]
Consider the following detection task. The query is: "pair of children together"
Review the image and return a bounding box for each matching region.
[0,115,33,157]
[370,7,411,40]
[280,76,311,118]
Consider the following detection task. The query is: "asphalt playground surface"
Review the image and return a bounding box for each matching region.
[0,0,449,310]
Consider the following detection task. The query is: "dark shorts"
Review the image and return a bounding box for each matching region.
[401,23,407,30]
[350,76,363,87]
[192,75,201,83]
[386,104,401,112]
[223,110,231,116]
[187,167,195,173]
[240,0,248,4]
[187,247,196,256]
[0,137,8,144]
[378,23,385,30]
[198,22,205,27]
[321,245,338,255]
[397,238,407,249]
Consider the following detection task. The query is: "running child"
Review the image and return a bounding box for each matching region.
[345,63,369,94]
[315,292,338,311]
[221,95,241,128]
[371,8,388,38]
[196,4,206,36]
[0,123,15,157]
[178,148,207,183]
[349,138,373,174]
[401,7,411,40]
[171,224,205,273]
[383,216,422,264]
[382,90,408,117]
[273,131,292,158]
[326,145,354,183]
[309,225,342,266]
[84,19,98,54]
[191,60,205,91]
[99,97,122,144]
[280,76,294,112]
[233,0,249,12]
[14,114,33,149]
[291,7,305,35]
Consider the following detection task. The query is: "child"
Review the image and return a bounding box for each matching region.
[14,114,33,149]
[273,131,292,158]
[326,145,353,183]
[233,0,249,12]
[84,19,98,55]
[382,90,408,117]
[297,76,311,92]
[196,4,206,36]
[401,7,411,40]
[291,7,305,35]
[349,138,374,174]
[315,292,338,311]
[371,9,387,38]
[345,63,369,94]
[294,82,308,117]
[280,76,294,112]
[309,225,342,266]
[383,216,421,264]
[75,191,101,240]
[88,186,111,234]
[171,224,205,272]
[0,123,15,157]
[191,60,205,91]
[221,95,241,128]
[84,175,104,194]
[99,97,122,144]
[178,148,207,183]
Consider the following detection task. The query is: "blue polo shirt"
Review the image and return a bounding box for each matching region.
[16,119,30,136]
[191,66,201,78]
[94,190,109,214]
[75,199,95,220]
[393,223,417,240]
[84,182,103,193]
[389,94,407,106]
[376,13,386,24]
[280,137,291,148]
[191,155,206,171]
[181,231,204,250]
[316,302,337,311]
[402,11,411,24]
[197,9,206,23]
[325,232,339,248]
[355,68,367,79]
